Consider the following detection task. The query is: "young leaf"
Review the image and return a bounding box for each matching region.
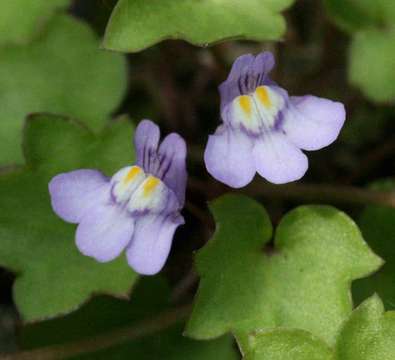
[353,180,395,309]
[336,295,395,359]
[243,329,333,360]
[103,0,294,52]
[0,0,70,45]
[0,114,138,322]
[0,14,127,165]
[185,195,382,345]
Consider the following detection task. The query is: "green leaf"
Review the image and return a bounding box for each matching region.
[103,0,294,52]
[335,295,395,359]
[349,29,395,103]
[0,14,127,165]
[243,329,333,360]
[21,278,239,360]
[0,0,70,45]
[353,180,395,309]
[0,114,138,322]
[186,195,382,345]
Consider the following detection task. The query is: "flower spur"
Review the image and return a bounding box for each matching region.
[49,120,187,275]
[204,51,346,187]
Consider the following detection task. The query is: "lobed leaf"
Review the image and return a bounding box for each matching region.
[186,195,382,345]
[103,0,294,52]
[0,114,138,321]
[0,14,127,165]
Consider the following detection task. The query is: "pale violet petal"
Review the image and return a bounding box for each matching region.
[204,126,255,188]
[49,169,110,224]
[283,96,346,151]
[76,204,134,262]
[126,214,184,275]
[155,133,187,206]
[134,119,160,171]
[253,131,308,184]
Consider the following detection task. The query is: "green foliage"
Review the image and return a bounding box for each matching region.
[103,0,294,52]
[335,295,395,359]
[353,180,395,309]
[21,278,239,359]
[349,29,395,103]
[0,114,138,322]
[324,0,395,102]
[0,0,70,45]
[244,296,395,360]
[186,195,382,345]
[0,14,127,165]
[243,329,333,360]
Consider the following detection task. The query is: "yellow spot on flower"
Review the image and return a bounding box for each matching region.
[124,166,142,184]
[256,86,271,108]
[143,176,160,196]
[239,95,252,116]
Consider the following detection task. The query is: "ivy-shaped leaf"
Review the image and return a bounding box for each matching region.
[0,14,127,165]
[21,277,238,360]
[353,180,395,309]
[243,296,395,360]
[324,0,395,102]
[103,0,294,52]
[335,295,395,359]
[0,114,138,322]
[186,195,382,346]
[0,0,70,45]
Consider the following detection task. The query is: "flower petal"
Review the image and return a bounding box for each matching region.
[134,119,160,171]
[49,169,110,224]
[76,204,134,262]
[155,133,187,206]
[253,132,308,184]
[283,96,346,151]
[219,51,275,113]
[204,126,256,188]
[126,214,184,275]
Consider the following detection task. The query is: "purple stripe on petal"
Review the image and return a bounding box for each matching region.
[134,119,160,172]
[204,125,256,188]
[49,169,110,224]
[76,204,134,263]
[155,133,187,206]
[253,132,308,184]
[219,54,254,114]
[126,214,184,275]
[283,96,346,151]
[219,52,276,114]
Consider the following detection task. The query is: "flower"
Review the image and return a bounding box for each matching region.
[204,51,346,187]
[49,120,187,275]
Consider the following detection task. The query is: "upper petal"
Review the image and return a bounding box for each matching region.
[283,96,346,151]
[154,133,187,206]
[76,204,134,263]
[219,51,275,114]
[204,126,256,188]
[253,131,308,184]
[134,119,160,172]
[49,169,110,224]
[126,214,184,275]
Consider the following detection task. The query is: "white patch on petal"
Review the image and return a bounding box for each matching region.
[111,166,146,203]
[128,175,168,213]
[228,85,285,133]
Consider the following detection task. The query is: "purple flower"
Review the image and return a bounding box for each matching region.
[49,120,187,275]
[204,51,346,187]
